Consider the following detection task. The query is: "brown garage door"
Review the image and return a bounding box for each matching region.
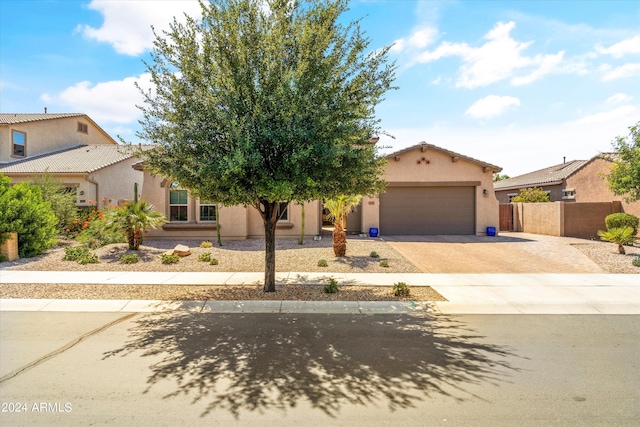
[379,186,475,235]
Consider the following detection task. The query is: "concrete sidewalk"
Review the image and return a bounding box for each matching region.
[0,270,638,314]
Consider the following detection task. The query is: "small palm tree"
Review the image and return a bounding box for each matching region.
[598,226,635,255]
[106,200,166,250]
[324,195,362,257]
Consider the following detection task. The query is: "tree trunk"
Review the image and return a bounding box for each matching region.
[618,244,626,255]
[261,200,278,292]
[127,229,136,251]
[333,221,346,257]
[215,205,222,247]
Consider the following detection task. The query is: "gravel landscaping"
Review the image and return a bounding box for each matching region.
[1,234,637,301]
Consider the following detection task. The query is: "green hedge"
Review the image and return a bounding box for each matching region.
[605,213,639,236]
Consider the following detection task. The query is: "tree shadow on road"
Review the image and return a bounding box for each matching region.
[104,312,521,418]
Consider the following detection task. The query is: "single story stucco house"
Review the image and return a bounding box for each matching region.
[137,142,502,240]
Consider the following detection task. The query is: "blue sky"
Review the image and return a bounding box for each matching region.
[1,0,638,176]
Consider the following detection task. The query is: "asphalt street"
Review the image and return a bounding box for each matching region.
[0,311,638,426]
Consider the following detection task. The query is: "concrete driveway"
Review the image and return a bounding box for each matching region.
[384,232,604,273]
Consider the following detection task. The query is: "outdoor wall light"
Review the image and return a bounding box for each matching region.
[79,190,85,196]
[483,189,489,197]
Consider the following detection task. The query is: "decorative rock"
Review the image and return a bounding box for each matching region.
[172,244,192,257]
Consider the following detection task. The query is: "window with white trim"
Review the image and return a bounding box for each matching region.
[198,199,217,222]
[562,188,576,200]
[12,130,26,157]
[169,182,188,221]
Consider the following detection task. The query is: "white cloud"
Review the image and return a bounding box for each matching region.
[602,63,640,81]
[596,35,640,58]
[415,21,566,88]
[606,93,632,105]
[465,95,520,119]
[390,27,438,53]
[40,74,153,124]
[574,105,638,125]
[80,0,202,56]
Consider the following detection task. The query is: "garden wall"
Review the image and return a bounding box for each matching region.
[513,201,622,239]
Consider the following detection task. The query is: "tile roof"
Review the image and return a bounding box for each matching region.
[0,113,117,144]
[0,113,86,125]
[386,142,502,172]
[0,145,139,174]
[494,159,589,190]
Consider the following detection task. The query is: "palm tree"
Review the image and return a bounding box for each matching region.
[598,226,635,254]
[324,195,362,257]
[107,200,166,250]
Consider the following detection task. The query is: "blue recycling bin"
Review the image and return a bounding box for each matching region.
[369,228,379,238]
[486,227,497,237]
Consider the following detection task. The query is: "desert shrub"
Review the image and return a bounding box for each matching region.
[30,173,78,233]
[77,252,99,264]
[323,278,339,294]
[76,215,126,249]
[605,213,639,236]
[0,174,58,257]
[210,258,219,266]
[0,254,7,263]
[392,282,410,297]
[317,259,328,267]
[198,252,212,262]
[379,260,389,268]
[161,253,180,264]
[119,254,140,264]
[63,246,98,264]
[370,251,379,258]
[632,257,640,267]
[63,246,90,261]
[200,241,213,248]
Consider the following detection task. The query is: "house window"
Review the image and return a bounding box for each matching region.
[12,130,26,157]
[77,122,88,134]
[277,202,289,221]
[562,188,576,200]
[198,200,217,222]
[507,193,518,202]
[169,182,188,221]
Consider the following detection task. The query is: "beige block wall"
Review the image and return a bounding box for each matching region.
[361,196,380,234]
[514,202,563,236]
[382,147,499,235]
[0,117,115,163]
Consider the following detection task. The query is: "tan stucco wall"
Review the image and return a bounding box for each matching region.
[566,157,640,217]
[246,201,321,239]
[139,170,321,240]
[0,116,115,163]
[89,158,144,209]
[381,146,499,235]
[360,196,380,235]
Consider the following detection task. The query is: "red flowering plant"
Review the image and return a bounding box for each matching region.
[75,198,126,248]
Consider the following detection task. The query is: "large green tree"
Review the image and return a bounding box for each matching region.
[606,121,640,202]
[136,0,395,291]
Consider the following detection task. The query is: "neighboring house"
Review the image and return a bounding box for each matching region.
[0,113,143,208]
[137,142,502,240]
[494,155,639,217]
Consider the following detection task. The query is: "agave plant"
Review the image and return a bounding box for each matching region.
[598,226,635,255]
[106,200,166,250]
[324,195,362,257]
